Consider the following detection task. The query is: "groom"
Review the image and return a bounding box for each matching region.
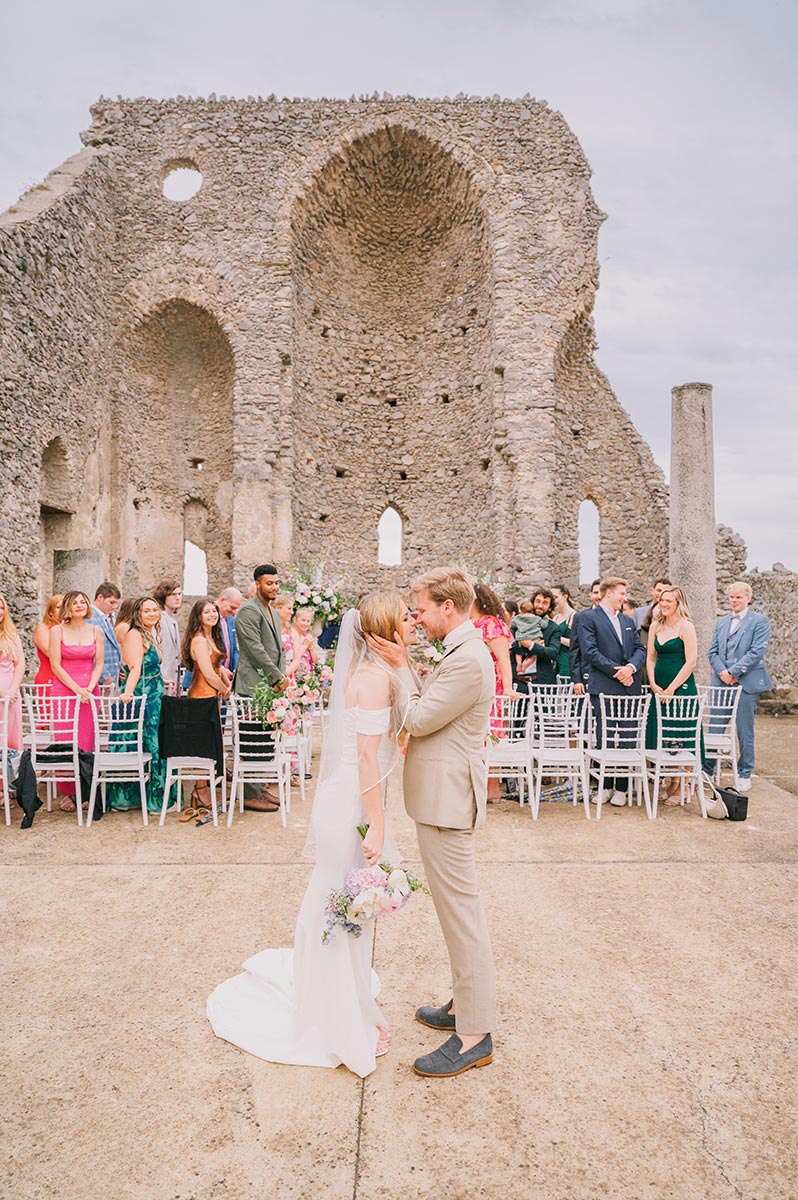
[369,566,496,1077]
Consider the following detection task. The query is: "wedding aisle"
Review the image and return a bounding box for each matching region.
[2,741,797,1200]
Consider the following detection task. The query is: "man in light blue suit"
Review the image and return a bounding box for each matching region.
[707,580,772,792]
[88,581,122,688]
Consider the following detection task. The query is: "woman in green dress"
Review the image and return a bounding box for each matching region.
[645,586,700,804]
[551,584,577,680]
[108,596,172,813]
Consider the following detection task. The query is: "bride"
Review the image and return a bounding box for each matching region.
[207,591,416,1078]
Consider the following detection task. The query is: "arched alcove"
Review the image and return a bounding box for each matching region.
[117,300,234,594]
[377,506,403,567]
[291,124,495,575]
[578,498,601,584]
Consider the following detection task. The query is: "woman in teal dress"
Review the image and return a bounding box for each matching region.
[551,584,577,679]
[645,586,700,804]
[108,596,172,813]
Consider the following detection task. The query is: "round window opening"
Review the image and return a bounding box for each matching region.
[162,162,203,202]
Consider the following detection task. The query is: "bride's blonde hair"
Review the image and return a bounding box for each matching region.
[355,591,409,741]
[358,591,405,643]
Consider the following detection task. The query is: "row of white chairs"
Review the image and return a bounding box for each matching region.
[485,684,741,820]
[0,686,315,829]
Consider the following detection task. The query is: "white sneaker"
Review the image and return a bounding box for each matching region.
[591,789,609,805]
[609,791,628,807]
[737,778,752,793]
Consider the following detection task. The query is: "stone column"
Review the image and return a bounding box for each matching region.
[669,383,716,682]
[53,548,104,597]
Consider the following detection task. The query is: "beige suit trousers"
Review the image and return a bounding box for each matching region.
[415,821,496,1034]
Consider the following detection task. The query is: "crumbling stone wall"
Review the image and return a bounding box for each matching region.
[0,96,794,681]
[0,148,117,637]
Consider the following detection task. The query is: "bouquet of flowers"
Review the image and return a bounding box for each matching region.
[285,566,354,624]
[251,677,303,737]
[322,826,431,944]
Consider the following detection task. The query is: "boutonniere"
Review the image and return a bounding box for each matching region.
[422,640,446,666]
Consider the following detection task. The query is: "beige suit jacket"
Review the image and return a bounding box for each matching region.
[398,621,495,830]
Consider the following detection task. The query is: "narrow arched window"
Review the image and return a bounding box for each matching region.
[377,506,403,567]
[183,539,208,594]
[577,499,600,584]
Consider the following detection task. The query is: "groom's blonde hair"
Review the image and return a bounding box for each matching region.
[413,567,475,614]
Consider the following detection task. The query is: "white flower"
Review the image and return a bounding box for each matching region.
[387,868,411,897]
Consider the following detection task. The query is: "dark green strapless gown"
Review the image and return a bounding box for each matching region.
[555,618,572,679]
[645,636,699,749]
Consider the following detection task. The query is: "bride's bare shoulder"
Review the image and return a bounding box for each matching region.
[350,662,391,708]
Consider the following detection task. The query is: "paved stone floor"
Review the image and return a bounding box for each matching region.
[2,724,797,1200]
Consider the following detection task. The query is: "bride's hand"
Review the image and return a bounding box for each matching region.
[362,826,384,866]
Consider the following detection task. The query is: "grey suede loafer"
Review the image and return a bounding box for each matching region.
[415,999,456,1031]
[412,1033,493,1078]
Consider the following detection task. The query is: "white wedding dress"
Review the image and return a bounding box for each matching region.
[207,706,397,1079]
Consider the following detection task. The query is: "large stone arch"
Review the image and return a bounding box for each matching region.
[112,298,234,594]
[290,122,496,584]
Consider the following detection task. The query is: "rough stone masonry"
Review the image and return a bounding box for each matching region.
[0,95,794,683]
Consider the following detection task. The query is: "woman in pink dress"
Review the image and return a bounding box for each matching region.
[0,594,25,755]
[274,593,297,676]
[290,606,320,678]
[471,583,515,801]
[32,593,63,686]
[49,590,104,810]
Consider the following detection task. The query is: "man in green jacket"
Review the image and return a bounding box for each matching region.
[234,563,287,811]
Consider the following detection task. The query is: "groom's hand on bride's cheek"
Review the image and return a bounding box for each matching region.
[366,632,407,667]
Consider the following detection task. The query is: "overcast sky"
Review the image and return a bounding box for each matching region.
[2,0,795,572]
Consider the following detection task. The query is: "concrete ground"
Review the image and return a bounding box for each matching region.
[2,724,797,1200]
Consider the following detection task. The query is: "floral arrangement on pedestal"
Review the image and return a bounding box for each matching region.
[284,566,354,624]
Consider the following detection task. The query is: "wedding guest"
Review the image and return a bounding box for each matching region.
[578,578,645,807]
[109,596,169,813]
[182,599,232,701]
[32,593,63,686]
[216,587,243,673]
[114,597,136,648]
[551,584,577,679]
[471,583,514,800]
[633,577,671,632]
[153,580,182,688]
[706,581,772,793]
[0,595,25,763]
[645,586,699,802]
[569,579,601,695]
[88,581,121,689]
[504,599,520,625]
[234,565,287,812]
[622,598,637,619]
[49,590,104,811]
[274,593,297,674]
[246,580,257,599]
[514,587,561,688]
[290,607,320,678]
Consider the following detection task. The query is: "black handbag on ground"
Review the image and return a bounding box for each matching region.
[718,785,748,822]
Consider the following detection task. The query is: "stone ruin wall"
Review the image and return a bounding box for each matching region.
[0,95,795,683]
[0,148,117,637]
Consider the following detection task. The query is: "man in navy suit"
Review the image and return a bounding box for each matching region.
[216,587,243,673]
[569,579,601,695]
[578,577,646,807]
[707,581,772,793]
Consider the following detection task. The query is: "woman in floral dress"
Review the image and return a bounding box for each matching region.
[471,583,514,801]
[108,596,171,813]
